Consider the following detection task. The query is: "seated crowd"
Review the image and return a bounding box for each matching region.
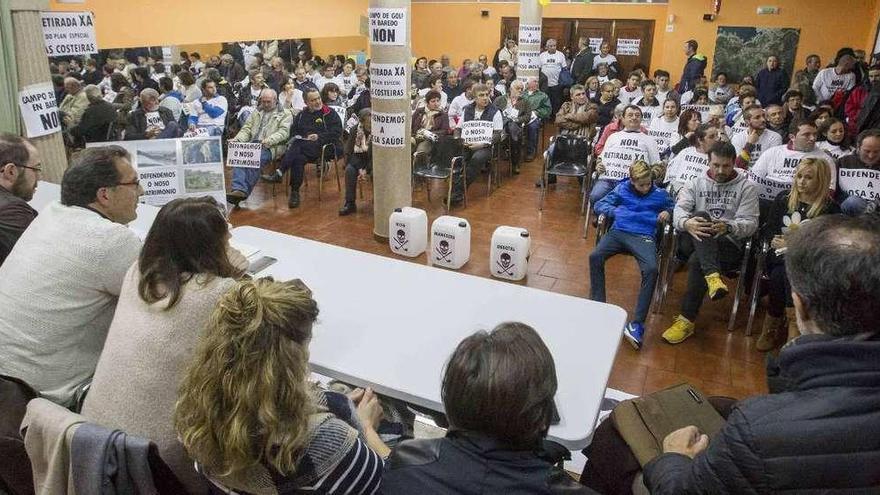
[1,37,875,493]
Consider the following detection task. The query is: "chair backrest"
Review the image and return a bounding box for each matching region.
[554,134,591,164]
[429,136,464,170]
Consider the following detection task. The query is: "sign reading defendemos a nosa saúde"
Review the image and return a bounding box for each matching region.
[41,12,97,56]
[18,82,60,138]
[372,112,406,148]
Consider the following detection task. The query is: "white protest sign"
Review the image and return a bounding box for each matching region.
[516,50,541,72]
[747,171,791,201]
[600,146,645,180]
[18,82,60,138]
[589,38,603,54]
[139,168,180,203]
[460,120,494,146]
[162,46,173,64]
[368,8,406,46]
[145,111,165,130]
[102,88,117,103]
[372,112,406,147]
[41,12,97,56]
[682,104,711,122]
[518,24,541,46]
[616,39,641,56]
[226,142,263,169]
[370,63,407,99]
[838,168,880,201]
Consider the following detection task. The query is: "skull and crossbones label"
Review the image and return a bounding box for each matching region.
[435,239,453,263]
[392,228,409,252]
[496,252,516,276]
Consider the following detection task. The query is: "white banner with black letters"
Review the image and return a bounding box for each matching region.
[18,82,61,138]
[41,12,97,56]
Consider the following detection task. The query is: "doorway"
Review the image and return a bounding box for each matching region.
[500,17,655,76]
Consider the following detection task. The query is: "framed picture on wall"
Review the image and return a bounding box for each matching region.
[712,27,801,83]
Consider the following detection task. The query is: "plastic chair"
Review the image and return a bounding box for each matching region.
[539,134,594,237]
[412,137,466,213]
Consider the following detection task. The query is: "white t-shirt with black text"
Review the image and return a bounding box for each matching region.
[540,50,568,87]
[731,129,783,168]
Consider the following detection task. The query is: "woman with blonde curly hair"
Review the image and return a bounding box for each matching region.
[756,158,839,352]
[175,278,389,493]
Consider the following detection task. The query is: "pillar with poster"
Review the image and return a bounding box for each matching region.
[516,0,543,84]
[369,0,412,238]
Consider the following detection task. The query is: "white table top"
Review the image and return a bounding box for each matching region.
[232,225,626,449]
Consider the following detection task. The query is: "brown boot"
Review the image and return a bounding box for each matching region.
[756,314,785,352]
[785,307,800,344]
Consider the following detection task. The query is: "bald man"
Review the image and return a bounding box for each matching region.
[124,88,180,140]
[59,77,89,128]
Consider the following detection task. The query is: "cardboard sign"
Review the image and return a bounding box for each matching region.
[18,82,60,138]
[41,12,97,56]
[518,24,541,46]
[460,120,494,145]
[372,111,406,147]
[747,171,791,201]
[227,141,263,169]
[838,168,880,201]
[600,146,645,180]
[368,8,406,46]
[144,111,165,130]
[589,38,604,55]
[616,38,640,56]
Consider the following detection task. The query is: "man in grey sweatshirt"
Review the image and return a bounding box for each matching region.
[663,141,759,344]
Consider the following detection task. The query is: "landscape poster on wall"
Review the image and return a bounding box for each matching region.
[712,27,801,83]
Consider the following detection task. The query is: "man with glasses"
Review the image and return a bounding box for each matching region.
[0,134,40,266]
[0,146,143,407]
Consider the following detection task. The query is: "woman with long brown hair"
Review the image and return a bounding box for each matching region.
[82,196,248,492]
[756,158,840,351]
[175,278,389,493]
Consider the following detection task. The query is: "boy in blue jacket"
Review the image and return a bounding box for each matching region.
[589,160,674,349]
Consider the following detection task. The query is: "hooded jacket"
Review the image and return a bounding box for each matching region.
[595,179,674,237]
[673,168,759,241]
[644,332,880,494]
[679,53,707,93]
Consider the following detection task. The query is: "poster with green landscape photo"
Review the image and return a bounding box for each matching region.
[712,27,800,83]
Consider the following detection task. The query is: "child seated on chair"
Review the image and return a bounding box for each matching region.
[589,160,674,350]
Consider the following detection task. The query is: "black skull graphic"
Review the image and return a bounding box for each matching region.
[435,239,452,262]
[496,251,515,275]
[393,229,408,251]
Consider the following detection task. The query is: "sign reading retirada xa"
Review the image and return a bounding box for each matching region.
[41,12,97,56]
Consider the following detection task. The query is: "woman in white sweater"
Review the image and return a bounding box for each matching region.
[82,196,247,493]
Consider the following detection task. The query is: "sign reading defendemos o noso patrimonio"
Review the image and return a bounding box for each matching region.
[368,8,406,46]
[41,12,97,56]
[18,82,61,138]
[460,121,494,146]
[372,112,406,148]
[226,142,263,169]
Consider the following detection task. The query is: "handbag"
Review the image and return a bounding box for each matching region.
[610,383,725,466]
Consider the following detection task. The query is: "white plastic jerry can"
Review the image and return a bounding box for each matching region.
[431,215,471,269]
[490,226,531,281]
[389,207,428,257]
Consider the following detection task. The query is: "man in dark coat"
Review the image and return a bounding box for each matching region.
[571,36,596,84]
[678,39,706,94]
[70,85,118,144]
[754,55,789,106]
[643,214,880,494]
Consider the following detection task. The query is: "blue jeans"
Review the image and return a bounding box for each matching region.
[841,195,868,216]
[231,148,273,195]
[589,229,659,323]
[526,119,541,155]
[590,178,617,205]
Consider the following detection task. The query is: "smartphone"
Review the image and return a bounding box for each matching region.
[247,256,277,275]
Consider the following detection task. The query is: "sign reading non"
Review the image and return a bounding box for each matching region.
[368,8,406,46]
[372,112,406,148]
[226,142,263,169]
[460,121,494,146]
[616,38,641,56]
[838,168,880,200]
[518,24,541,46]
[41,12,97,56]
[18,82,60,138]
[370,63,407,99]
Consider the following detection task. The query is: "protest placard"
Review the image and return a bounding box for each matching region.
[518,24,541,46]
[460,120,494,146]
[18,82,60,138]
[368,8,406,46]
[227,142,263,169]
[372,112,406,147]
[370,63,408,99]
[838,168,880,201]
[616,39,640,56]
[589,38,603,54]
[41,12,97,56]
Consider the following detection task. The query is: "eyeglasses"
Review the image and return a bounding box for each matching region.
[16,163,42,173]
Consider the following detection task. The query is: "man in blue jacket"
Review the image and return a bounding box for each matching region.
[265,88,341,208]
[589,161,673,349]
[643,214,880,494]
[678,40,706,94]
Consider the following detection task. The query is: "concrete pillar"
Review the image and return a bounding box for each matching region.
[368,0,411,238]
[516,0,543,84]
[10,0,68,184]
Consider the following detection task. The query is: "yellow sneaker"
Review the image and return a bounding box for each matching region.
[662,315,695,344]
[705,272,729,301]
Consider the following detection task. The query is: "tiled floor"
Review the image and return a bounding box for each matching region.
[228,136,769,401]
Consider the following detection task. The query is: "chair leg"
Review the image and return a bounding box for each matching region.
[539,158,548,211]
[334,158,342,192]
[745,248,766,336]
[728,242,753,332]
[445,177,452,214]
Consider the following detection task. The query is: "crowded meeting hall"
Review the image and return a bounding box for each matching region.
[2,0,880,493]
